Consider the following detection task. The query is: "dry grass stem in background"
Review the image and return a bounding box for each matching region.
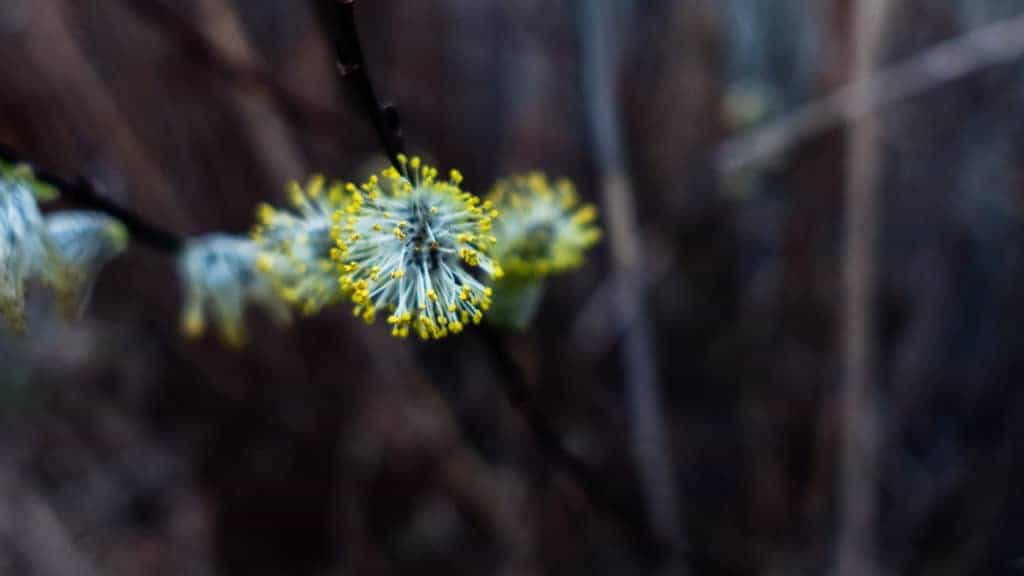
[836,1,889,574]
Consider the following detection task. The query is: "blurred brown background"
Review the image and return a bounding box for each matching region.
[1,0,1023,574]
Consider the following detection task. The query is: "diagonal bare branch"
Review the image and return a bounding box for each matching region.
[718,10,1024,175]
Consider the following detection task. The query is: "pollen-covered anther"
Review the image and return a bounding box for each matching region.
[459,247,480,267]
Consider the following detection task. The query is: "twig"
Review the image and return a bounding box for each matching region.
[321,0,405,167]
[836,1,888,575]
[581,11,1024,362]
[357,328,539,572]
[577,0,683,564]
[717,10,1024,174]
[317,0,669,562]
[0,143,183,253]
[477,325,668,562]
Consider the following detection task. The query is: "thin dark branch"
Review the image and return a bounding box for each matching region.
[836,1,886,573]
[316,0,671,563]
[716,11,1024,175]
[322,0,405,167]
[0,143,183,253]
[477,325,671,564]
[577,0,682,559]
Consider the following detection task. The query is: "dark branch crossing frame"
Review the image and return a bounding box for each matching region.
[0,143,182,253]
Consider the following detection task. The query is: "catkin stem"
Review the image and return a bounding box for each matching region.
[318,0,671,563]
[0,143,183,253]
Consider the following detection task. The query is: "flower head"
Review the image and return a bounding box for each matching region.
[178,235,291,347]
[332,155,503,339]
[0,159,59,202]
[0,174,61,331]
[251,175,347,316]
[487,173,601,279]
[45,211,129,317]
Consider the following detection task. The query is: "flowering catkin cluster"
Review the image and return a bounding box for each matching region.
[0,164,127,332]
[333,156,504,339]
[178,235,292,347]
[485,173,602,330]
[247,161,605,340]
[0,154,602,343]
[251,175,346,316]
[488,173,601,280]
[254,156,505,340]
[45,211,130,317]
